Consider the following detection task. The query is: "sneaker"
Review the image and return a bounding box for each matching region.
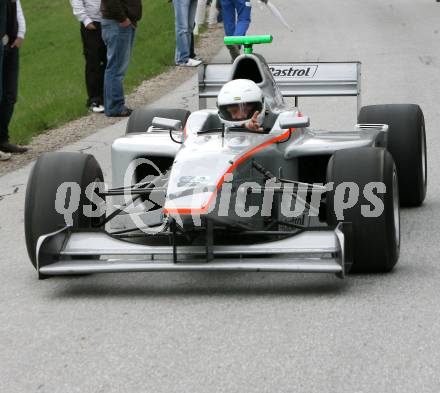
[0,142,28,154]
[0,150,11,161]
[192,56,203,62]
[176,58,202,67]
[89,103,105,113]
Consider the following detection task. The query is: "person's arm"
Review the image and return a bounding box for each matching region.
[70,0,94,27]
[11,0,25,48]
[16,0,26,38]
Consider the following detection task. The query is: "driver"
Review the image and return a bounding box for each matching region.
[217,79,266,132]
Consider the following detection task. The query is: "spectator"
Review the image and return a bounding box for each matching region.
[207,0,221,28]
[190,20,203,61]
[70,0,107,113]
[0,0,28,155]
[219,0,251,61]
[189,30,201,62]
[0,0,9,161]
[0,0,5,91]
[193,0,206,36]
[173,0,202,67]
[100,0,142,117]
[191,0,207,62]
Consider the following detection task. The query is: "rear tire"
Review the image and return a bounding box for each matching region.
[358,104,427,206]
[326,147,400,273]
[24,152,104,269]
[126,108,191,134]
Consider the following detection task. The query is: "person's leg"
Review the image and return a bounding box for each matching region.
[233,0,251,36]
[220,0,236,36]
[220,0,240,60]
[102,19,119,115]
[188,0,198,58]
[0,45,25,153]
[190,30,195,58]
[102,19,134,116]
[217,0,223,23]
[128,22,136,52]
[194,0,206,34]
[81,22,107,107]
[0,46,18,144]
[0,43,3,105]
[96,22,108,106]
[208,0,219,26]
[0,42,9,159]
[188,0,198,34]
[173,0,191,64]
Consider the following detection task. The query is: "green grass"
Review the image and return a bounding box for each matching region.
[11,0,177,143]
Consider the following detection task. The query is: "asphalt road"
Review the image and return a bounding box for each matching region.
[1,0,440,392]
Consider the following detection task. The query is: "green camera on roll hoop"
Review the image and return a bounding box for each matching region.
[224,35,273,54]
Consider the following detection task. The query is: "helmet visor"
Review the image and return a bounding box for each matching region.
[218,101,263,122]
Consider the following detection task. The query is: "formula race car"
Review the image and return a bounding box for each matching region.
[24,35,427,279]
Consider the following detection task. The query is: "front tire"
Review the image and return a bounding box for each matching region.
[326,147,400,273]
[24,152,104,269]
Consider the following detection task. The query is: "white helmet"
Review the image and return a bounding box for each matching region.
[217,79,265,128]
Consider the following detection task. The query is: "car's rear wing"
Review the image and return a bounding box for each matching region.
[198,61,361,112]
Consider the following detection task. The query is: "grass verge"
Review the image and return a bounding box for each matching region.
[12,0,177,144]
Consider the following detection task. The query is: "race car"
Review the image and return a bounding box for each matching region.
[24,35,427,279]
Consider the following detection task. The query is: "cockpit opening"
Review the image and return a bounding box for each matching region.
[232,58,263,84]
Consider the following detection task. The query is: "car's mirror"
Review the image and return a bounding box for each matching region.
[278,113,310,129]
[152,117,184,144]
[152,117,183,131]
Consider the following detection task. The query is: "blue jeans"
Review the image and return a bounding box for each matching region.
[101,19,135,116]
[173,0,198,64]
[220,0,251,37]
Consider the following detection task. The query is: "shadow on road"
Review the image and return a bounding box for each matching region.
[47,272,353,299]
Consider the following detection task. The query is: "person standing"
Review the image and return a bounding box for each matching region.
[207,0,221,28]
[219,0,251,61]
[173,0,202,67]
[100,0,142,117]
[0,0,28,155]
[0,0,5,91]
[193,0,206,36]
[0,0,9,161]
[70,0,107,113]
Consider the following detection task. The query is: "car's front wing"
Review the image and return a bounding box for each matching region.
[36,223,352,279]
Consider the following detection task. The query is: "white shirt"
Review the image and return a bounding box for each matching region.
[70,0,102,27]
[16,0,26,39]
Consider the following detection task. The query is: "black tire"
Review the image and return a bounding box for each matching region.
[326,147,400,273]
[126,108,191,134]
[358,104,427,206]
[24,152,104,269]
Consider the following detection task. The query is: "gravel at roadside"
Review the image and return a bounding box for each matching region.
[0,25,225,177]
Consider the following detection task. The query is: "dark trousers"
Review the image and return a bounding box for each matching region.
[80,22,107,107]
[190,32,195,58]
[0,43,3,102]
[0,45,18,144]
